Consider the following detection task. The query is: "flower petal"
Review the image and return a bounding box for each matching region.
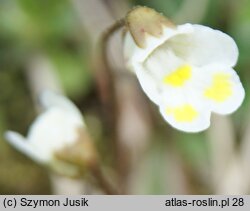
[124,23,193,70]
[200,66,245,114]
[137,49,199,106]
[134,67,161,104]
[4,131,46,163]
[135,50,187,105]
[166,24,238,67]
[39,91,84,124]
[158,89,211,132]
[143,46,184,79]
[28,107,82,157]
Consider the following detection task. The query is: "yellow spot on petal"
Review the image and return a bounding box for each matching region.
[163,64,192,87]
[204,73,232,102]
[166,104,198,122]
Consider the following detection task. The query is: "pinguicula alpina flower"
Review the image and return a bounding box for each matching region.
[5,91,97,175]
[123,6,245,132]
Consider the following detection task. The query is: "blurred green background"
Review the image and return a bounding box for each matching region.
[0,0,249,194]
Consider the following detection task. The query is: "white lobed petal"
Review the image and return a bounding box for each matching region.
[39,90,84,124]
[4,131,46,163]
[134,67,161,104]
[198,65,245,114]
[27,106,84,160]
[158,88,211,132]
[143,46,183,80]
[135,49,184,104]
[166,24,239,67]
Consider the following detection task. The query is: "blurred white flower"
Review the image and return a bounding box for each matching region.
[4,91,90,174]
[124,7,245,132]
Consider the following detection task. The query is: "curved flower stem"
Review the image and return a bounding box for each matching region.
[97,17,125,114]
[99,18,125,63]
[95,18,125,162]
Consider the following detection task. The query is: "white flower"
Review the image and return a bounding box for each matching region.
[5,91,85,166]
[124,7,245,132]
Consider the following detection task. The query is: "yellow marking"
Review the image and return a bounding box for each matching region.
[204,73,232,102]
[166,104,198,122]
[163,64,192,87]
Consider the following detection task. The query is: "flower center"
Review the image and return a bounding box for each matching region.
[166,104,198,122]
[163,64,192,87]
[204,73,232,102]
